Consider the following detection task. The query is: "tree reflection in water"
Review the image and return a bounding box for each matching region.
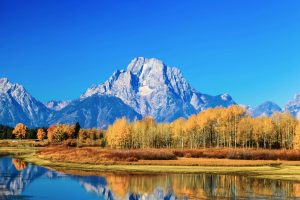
[0,157,299,199]
[101,173,300,199]
[12,159,27,171]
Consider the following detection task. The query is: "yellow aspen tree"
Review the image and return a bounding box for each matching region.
[262,117,275,149]
[106,118,132,148]
[212,107,223,148]
[63,125,76,139]
[12,123,29,139]
[272,112,298,149]
[272,112,283,148]
[47,125,56,142]
[283,113,298,149]
[253,118,263,148]
[171,118,186,149]
[197,110,210,148]
[184,115,198,148]
[218,108,230,147]
[37,128,46,141]
[51,125,68,143]
[238,116,254,148]
[293,123,300,149]
[227,105,246,148]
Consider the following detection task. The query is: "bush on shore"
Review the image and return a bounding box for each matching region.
[38,147,300,162]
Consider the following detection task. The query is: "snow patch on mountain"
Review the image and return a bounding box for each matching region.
[139,85,153,96]
[45,100,70,111]
[285,94,300,118]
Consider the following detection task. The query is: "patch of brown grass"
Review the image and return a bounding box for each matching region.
[173,148,300,161]
[0,140,49,147]
[37,147,300,166]
[136,157,282,166]
[38,147,177,164]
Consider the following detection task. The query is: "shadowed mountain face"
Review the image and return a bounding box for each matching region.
[246,97,300,119]
[48,95,142,129]
[250,101,282,117]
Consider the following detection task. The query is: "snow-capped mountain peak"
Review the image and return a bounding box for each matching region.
[285,93,300,119]
[0,78,25,94]
[0,77,9,86]
[221,93,232,101]
[250,101,282,117]
[81,57,236,122]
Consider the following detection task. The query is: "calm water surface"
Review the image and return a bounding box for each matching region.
[0,157,300,200]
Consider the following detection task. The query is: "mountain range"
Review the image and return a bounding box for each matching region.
[0,57,299,128]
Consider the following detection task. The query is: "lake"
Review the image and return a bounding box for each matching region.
[0,157,300,200]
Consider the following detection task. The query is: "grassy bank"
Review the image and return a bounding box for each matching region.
[2,144,300,182]
[38,146,300,163]
[21,151,300,182]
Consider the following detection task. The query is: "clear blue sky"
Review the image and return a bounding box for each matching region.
[1,0,300,107]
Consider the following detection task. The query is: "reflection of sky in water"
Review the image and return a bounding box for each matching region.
[0,157,300,200]
[23,178,107,200]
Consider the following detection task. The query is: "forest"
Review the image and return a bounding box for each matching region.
[2,105,300,150]
[106,105,300,150]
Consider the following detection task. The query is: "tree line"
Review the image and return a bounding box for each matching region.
[2,105,300,150]
[106,105,300,150]
[3,122,105,146]
[0,124,40,140]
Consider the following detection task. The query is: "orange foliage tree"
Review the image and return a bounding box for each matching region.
[12,123,28,139]
[37,128,46,141]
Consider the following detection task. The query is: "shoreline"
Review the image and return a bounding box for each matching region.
[2,146,300,182]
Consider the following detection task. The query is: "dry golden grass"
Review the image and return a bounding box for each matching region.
[0,139,49,147]
[136,157,286,166]
[173,148,300,160]
[38,146,177,165]
[37,147,300,166]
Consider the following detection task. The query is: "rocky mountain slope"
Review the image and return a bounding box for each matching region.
[0,78,50,127]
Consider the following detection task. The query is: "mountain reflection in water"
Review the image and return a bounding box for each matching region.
[0,157,299,200]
